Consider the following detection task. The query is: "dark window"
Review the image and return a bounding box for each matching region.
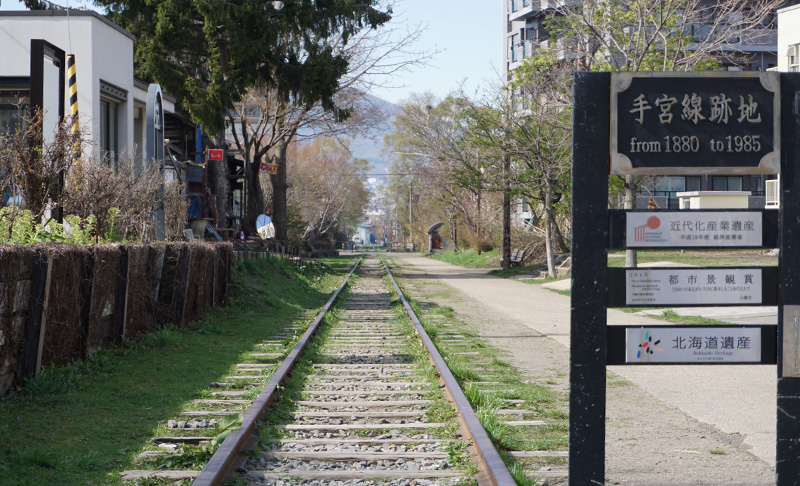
[654,176,700,209]
[0,90,29,136]
[510,34,519,62]
[712,176,742,191]
[100,98,118,165]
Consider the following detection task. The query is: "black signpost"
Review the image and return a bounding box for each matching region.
[570,71,800,485]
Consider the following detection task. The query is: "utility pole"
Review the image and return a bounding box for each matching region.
[408,179,413,245]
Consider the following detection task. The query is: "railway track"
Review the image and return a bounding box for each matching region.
[121,256,515,486]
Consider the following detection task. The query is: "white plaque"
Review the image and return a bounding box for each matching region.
[626,269,761,305]
[625,327,761,363]
[626,212,762,248]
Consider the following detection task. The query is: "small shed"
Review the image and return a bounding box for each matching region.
[427,222,444,253]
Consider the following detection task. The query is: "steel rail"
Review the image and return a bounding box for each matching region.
[193,255,364,486]
[381,258,517,486]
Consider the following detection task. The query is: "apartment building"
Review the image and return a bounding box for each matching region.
[504,1,782,82]
[503,1,787,210]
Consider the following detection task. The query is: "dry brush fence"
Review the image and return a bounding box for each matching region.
[0,241,233,395]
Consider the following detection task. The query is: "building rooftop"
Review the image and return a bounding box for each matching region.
[0,9,134,40]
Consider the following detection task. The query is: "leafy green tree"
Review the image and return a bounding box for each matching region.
[91,0,391,133]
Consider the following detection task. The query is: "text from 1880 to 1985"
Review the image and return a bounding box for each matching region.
[610,73,779,175]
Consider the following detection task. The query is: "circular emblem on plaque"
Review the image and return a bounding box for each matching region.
[647,216,660,230]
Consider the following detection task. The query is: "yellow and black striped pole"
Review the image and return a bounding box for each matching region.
[67,54,81,158]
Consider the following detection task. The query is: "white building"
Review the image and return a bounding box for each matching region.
[778,4,800,72]
[0,10,178,166]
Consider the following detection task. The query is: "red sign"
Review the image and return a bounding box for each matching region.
[208,149,224,161]
[258,162,269,173]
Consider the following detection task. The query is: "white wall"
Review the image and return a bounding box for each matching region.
[0,12,134,160]
[778,5,800,72]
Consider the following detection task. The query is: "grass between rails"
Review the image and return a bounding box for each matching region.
[256,266,477,482]
[0,254,359,486]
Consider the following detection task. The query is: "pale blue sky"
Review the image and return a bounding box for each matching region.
[0,0,502,105]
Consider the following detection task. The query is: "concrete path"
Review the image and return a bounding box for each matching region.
[393,253,777,466]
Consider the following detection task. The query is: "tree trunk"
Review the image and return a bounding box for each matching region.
[206,134,229,228]
[624,174,638,268]
[476,183,482,255]
[452,218,459,252]
[246,156,265,228]
[545,178,556,278]
[271,138,289,241]
[502,152,511,269]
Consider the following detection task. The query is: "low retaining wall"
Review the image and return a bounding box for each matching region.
[0,242,233,395]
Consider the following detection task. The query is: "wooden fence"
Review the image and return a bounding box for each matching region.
[0,242,233,395]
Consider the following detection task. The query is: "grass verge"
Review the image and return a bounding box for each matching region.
[0,255,357,486]
[384,260,567,485]
[427,249,501,268]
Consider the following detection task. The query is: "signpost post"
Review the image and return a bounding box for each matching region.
[570,71,800,485]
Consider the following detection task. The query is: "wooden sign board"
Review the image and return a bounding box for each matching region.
[610,72,779,175]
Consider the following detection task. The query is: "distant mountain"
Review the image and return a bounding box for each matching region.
[348,94,399,176]
[295,93,399,176]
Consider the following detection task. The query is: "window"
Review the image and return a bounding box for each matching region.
[511,0,518,12]
[790,44,800,73]
[712,176,742,191]
[100,98,119,165]
[98,80,127,166]
[654,176,700,209]
[0,86,29,206]
[763,12,776,29]
[510,34,519,62]
[0,90,29,136]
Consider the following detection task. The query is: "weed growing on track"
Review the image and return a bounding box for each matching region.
[0,254,359,486]
[385,257,569,485]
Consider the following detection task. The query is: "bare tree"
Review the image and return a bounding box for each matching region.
[286,138,370,241]
[64,155,187,242]
[384,93,489,250]
[0,108,81,235]
[548,0,787,266]
[227,8,435,240]
[550,0,785,72]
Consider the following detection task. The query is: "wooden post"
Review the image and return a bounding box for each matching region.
[78,250,95,360]
[113,247,128,344]
[206,248,215,311]
[569,71,611,485]
[23,249,49,377]
[176,245,191,326]
[777,73,800,485]
[34,251,55,379]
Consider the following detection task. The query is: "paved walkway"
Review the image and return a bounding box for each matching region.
[393,253,777,466]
